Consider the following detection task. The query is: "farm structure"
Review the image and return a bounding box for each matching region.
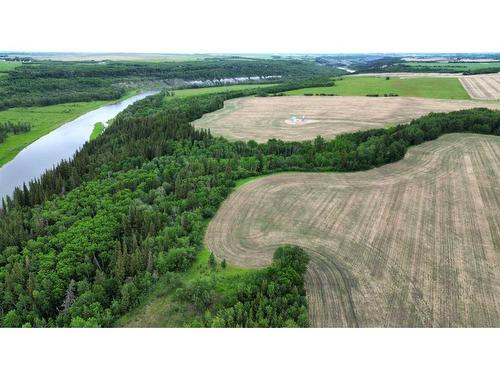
[193,96,500,142]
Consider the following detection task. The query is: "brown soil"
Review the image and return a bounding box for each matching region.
[205,134,500,327]
[193,96,500,142]
[460,75,500,100]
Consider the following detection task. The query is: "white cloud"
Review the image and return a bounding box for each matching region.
[1,0,499,53]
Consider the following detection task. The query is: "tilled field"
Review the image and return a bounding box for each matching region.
[205,134,500,327]
[193,96,500,142]
[460,75,500,100]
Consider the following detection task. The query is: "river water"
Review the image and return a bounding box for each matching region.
[0,91,158,200]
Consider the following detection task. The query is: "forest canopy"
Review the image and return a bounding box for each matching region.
[0,58,339,110]
[1,76,499,327]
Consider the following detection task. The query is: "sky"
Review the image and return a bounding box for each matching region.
[2,0,499,54]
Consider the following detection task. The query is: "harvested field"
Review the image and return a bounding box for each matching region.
[460,75,500,100]
[193,96,500,142]
[205,134,500,327]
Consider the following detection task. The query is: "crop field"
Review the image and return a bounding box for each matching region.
[459,75,500,100]
[0,61,22,72]
[205,133,500,327]
[359,73,462,78]
[193,96,500,142]
[0,100,112,166]
[0,62,21,80]
[402,61,500,72]
[284,76,470,99]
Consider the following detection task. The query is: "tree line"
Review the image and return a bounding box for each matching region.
[8,59,333,80]
[0,80,499,327]
[0,58,338,110]
[0,122,31,144]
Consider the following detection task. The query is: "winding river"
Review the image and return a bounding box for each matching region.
[0,91,158,200]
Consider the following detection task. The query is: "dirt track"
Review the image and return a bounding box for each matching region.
[205,134,500,327]
[193,96,500,142]
[460,75,500,100]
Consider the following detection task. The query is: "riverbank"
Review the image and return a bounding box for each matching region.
[90,122,106,141]
[0,90,138,167]
[0,91,157,200]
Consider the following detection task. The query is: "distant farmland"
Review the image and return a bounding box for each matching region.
[0,62,22,81]
[284,76,470,99]
[205,134,500,327]
[402,61,500,72]
[193,96,500,142]
[0,61,22,72]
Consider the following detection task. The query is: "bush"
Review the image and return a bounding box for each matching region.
[176,277,215,312]
[157,247,196,273]
[273,245,309,274]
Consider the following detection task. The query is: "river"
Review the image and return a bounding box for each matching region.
[0,91,158,200]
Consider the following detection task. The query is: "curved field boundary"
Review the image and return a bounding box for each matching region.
[205,134,500,327]
[193,96,500,142]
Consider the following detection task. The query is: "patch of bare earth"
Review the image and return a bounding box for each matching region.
[205,134,500,327]
[459,74,500,100]
[193,96,500,142]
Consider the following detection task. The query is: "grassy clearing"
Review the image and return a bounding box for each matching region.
[403,61,500,72]
[284,76,470,99]
[234,175,261,188]
[234,172,296,188]
[116,247,256,327]
[0,100,116,167]
[0,62,21,81]
[90,122,105,141]
[167,83,277,100]
[0,61,22,72]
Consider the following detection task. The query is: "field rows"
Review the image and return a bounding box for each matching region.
[194,96,500,142]
[459,75,500,100]
[205,134,500,327]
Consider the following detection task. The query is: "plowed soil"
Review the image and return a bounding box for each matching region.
[205,134,500,327]
[460,75,500,100]
[193,96,500,142]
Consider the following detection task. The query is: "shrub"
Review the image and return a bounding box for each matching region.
[157,247,196,273]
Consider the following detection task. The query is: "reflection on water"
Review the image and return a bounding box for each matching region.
[0,91,158,200]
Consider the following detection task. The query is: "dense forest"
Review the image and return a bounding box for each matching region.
[0,58,338,110]
[373,62,500,75]
[1,79,499,327]
[213,245,309,328]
